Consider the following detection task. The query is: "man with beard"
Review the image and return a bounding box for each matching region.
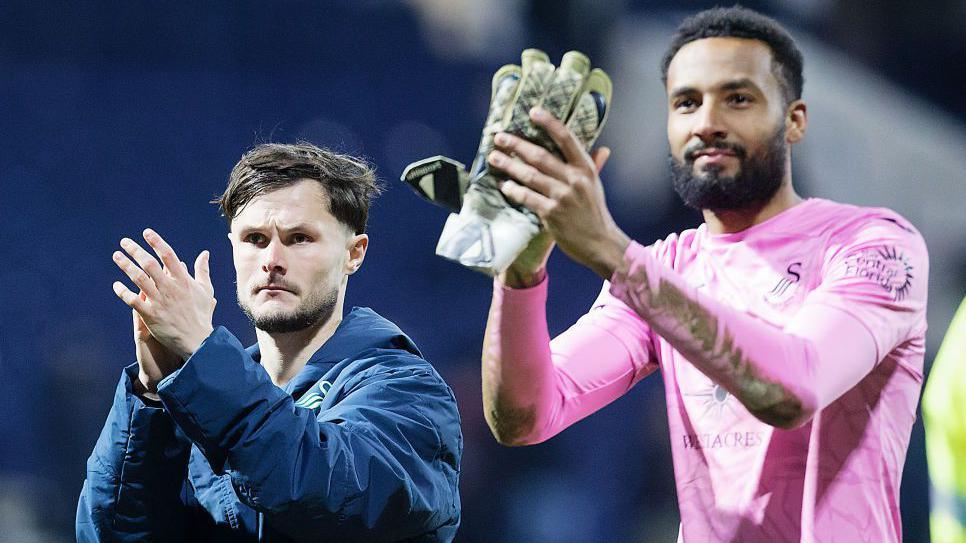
[76,143,462,542]
[479,6,927,542]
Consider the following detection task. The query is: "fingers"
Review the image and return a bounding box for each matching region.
[499,179,553,217]
[113,250,161,299]
[132,306,149,335]
[488,150,561,198]
[592,146,611,173]
[529,107,594,170]
[113,281,147,312]
[493,132,569,181]
[143,229,189,281]
[115,230,210,314]
[120,237,166,285]
[133,292,150,326]
[194,250,213,295]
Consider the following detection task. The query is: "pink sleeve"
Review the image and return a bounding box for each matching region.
[609,218,928,423]
[484,276,659,444]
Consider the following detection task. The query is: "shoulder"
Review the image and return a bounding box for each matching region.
[802,199,923,247]
[324,308,456,398]
[326,348,459,419]
[812,200,928,308]
[311,347,462,446]
[817,200,928,267]
[350,350,450,388]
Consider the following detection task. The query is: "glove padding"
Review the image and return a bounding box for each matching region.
[402,48,612,275]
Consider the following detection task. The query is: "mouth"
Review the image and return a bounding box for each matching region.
[257,285,295,295]
[689,147,739,170]
[692,148,737,160]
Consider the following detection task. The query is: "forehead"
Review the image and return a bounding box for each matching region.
[231,179,335,229]
[666,37,778,92]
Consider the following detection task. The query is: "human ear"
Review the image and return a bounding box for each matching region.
[345,233,368,275]
[785,100,807,144]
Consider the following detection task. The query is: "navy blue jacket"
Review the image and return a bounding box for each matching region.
[77,308,462,542]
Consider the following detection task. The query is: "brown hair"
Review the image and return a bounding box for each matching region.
[216,143,382,234]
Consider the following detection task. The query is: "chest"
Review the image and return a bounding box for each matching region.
[678,239,826,327]
[661,238,826,430]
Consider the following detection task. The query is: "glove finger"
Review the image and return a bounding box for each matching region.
[529,50,591,152]
[566,67,612,150]
[469,65,522,179]
[504,49,555,141]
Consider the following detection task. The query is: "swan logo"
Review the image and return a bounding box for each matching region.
[295,380,333,410]
[764,262,802,305]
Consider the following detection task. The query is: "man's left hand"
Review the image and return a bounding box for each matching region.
[112,228,216,363]
[489,107,631,279]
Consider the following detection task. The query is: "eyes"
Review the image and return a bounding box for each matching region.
[673,97,698,112]
[242,232,314,246]
[244,232,267,245]
[728,93,753,106]
[672,93,755,112]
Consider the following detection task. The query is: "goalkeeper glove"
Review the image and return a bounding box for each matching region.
[402,48,612,275]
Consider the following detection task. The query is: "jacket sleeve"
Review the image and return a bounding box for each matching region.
[76,364,193,542]
[156,327,462,542]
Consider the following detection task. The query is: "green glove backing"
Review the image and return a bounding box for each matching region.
[402,49,612,275]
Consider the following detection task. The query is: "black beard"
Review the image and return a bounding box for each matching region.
[239,287,337,334]
[669,126,787,211]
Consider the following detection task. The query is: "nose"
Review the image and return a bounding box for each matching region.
[261,237,287,275]
[692,101,728,144]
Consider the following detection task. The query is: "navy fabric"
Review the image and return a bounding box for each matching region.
[76,307,462,542]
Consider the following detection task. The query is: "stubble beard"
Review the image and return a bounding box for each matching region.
[669,124,788,212]
[238,284,338,334]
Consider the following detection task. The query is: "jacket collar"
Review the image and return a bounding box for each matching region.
[244,307,422,393]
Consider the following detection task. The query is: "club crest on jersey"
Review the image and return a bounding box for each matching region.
[843,246,914,301]
[764,262,803,305]
[295,380,333,410]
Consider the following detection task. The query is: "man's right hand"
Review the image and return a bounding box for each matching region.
[132,292,181,398]
[497,145,611,289]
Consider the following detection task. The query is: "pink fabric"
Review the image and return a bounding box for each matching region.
[487,198,928,542]
[487,277,658,443]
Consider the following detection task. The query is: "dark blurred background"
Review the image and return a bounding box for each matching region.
[2,1,964,541]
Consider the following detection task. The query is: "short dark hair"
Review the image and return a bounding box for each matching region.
[660,5,804,104]
[217,143,382,235]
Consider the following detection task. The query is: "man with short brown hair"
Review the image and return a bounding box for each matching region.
[77,142,462,542]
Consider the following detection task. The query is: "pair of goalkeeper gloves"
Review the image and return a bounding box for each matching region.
[402,49,612,276]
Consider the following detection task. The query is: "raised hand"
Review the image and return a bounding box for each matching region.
[112,228,216,364]
[497,142,613,288]
[492,110,628,280]
[401,49,613,276]
[130,291,181,394]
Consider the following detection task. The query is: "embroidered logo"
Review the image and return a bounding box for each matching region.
[764,262,803,305]
[843,246,914,301]
[682,383,763,450]
[686,382,737,420]
[295,380,333,410]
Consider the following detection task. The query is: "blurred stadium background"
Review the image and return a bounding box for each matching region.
[2,1,964,541]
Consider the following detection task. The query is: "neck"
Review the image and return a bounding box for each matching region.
[702,177,802,235]
[255,297,345,387]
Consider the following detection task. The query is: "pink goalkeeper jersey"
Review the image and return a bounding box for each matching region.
[489,198,928,542]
